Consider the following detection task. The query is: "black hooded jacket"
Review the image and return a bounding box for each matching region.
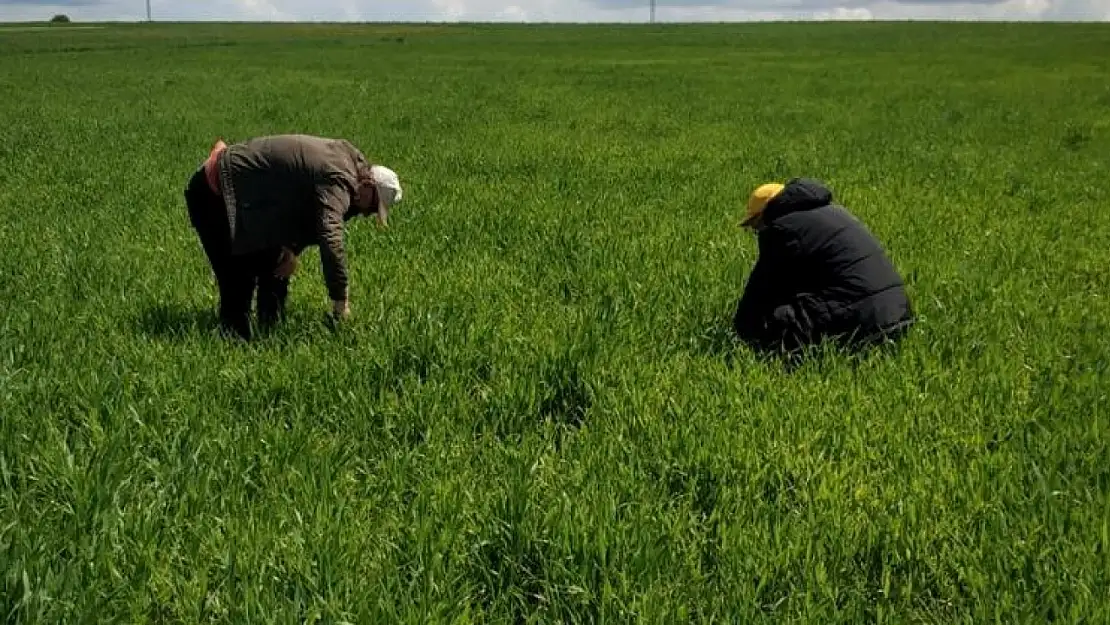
[732,178,913,351]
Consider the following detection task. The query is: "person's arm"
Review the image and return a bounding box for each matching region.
[733,226,795,347]
[315,183,351,316]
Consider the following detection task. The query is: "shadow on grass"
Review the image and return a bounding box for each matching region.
[693,320,743,361]
[134,303,221,341]
[692,321,805,373]
[135,302,352,346]
[689,315,916,374]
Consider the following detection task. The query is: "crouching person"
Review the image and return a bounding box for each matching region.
[184,134,403,340]
[732,178,914,356]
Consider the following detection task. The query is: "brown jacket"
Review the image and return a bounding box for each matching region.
[215,134,371,301]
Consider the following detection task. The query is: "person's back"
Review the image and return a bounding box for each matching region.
[732,178,913,352]
[217,134,368,255]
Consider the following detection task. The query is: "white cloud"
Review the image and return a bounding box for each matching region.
[814,6,874,18]
[430,0,467,20]
[234,0,295,20]
[495,5,529,20]
[0,0,1106,21]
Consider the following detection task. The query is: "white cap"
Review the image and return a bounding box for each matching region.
[370,164,402,225]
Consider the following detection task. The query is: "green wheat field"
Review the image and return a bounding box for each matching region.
[1,20,1108,623]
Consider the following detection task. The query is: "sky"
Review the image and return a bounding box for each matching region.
[0,0,1107,22]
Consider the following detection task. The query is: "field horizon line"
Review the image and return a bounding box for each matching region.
[2,18,1106,27]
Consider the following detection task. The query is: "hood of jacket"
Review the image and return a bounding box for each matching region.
[763,177,834,222]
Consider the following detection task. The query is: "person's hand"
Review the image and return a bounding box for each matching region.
[331,299,350,320]
[274,247,298,278]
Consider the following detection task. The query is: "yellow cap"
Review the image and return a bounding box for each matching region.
[743,183,785,226]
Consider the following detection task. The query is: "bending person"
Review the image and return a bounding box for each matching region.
[184,134,402,340]
[732,177,913,355]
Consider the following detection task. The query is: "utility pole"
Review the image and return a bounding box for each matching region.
[650,0,656,23]
[146,0,151,21]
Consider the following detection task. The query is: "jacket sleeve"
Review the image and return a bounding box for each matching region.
[314,183,351,302]
[733,226,795,346]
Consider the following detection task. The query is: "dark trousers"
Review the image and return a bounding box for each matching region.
[184,168,288,340]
